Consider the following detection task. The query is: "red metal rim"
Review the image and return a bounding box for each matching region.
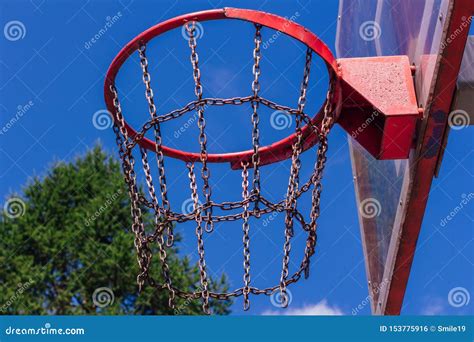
[104,7,339,167]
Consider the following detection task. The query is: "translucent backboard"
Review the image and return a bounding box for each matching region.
[336,0,472,314]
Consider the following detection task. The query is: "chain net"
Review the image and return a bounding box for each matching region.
[109,22,336,314]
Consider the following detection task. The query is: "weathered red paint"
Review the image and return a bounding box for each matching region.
[383,0,473,315]
[104,8,421,168]
[338,56,419,159]
[104,8,337,168]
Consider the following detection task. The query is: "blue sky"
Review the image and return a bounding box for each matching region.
[0,0,472,316]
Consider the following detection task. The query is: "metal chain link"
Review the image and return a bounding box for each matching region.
[186,162,211,314]
[138,44,174,248]
[110,85,151,291]
[186,21,214,234]
[251,24,262,215]
[279,48,313,303]
[110,21,337,313]
[241,162,251,310]
[140,148,176,308]
[127,96,316,152]
[302,78,336,279]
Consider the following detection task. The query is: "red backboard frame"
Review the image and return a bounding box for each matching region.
[382,0,474,315]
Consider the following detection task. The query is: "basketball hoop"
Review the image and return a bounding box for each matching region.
[104,8,346,314]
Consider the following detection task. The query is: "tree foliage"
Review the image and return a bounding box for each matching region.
[0,146,231,315]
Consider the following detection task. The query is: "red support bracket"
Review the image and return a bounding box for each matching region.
[337,56,420,160]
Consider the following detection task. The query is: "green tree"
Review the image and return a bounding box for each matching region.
[0,146,231,315]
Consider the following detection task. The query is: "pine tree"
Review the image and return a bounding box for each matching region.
[0,146,231,315]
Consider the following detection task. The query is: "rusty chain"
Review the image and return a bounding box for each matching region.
[110,85,153,292]
[186,22,214,234]
[126,96,316,152]
[279,47,313,306]
[109,23,336,313]
[138,45,175,248]
[251,24,262,215]
[187,162,211,314]
[241,162,251,310]
[139,148,176,308]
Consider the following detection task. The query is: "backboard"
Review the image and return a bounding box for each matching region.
[336,0,473,314]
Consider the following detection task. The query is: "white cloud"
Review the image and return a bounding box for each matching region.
[420,298,446,315]
[262,300,344,316]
